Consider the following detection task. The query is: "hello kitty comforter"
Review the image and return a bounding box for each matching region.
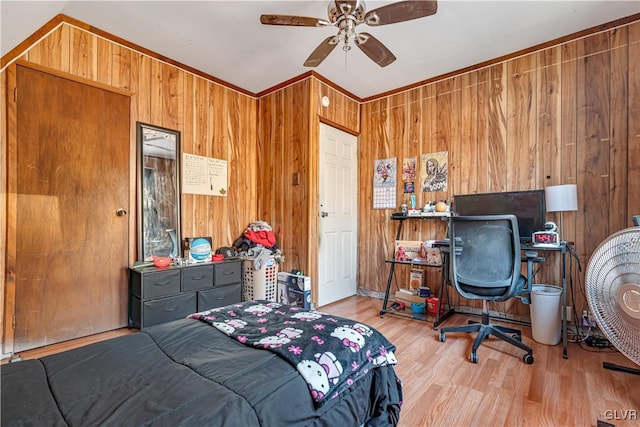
[189,300,398,407]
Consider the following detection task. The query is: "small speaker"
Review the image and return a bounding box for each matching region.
[632,215,640,226]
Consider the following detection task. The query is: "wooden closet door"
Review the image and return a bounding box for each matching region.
[13,65,130,352]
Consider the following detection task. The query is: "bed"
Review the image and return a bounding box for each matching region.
[2,301,402,426]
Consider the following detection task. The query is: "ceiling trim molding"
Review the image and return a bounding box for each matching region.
[254,70,360,102]
[361,12,640,103]
[4,12,638,104]
[1,14,257,97]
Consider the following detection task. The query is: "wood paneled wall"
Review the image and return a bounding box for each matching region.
[359,21,640,318]
[257,78,359,303]
[2,16,638,329]
[3,22,258,252]
[0,23,258,339]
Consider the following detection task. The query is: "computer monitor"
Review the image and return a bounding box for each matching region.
[453,190,546,243]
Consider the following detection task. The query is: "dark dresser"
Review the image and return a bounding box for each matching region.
[129,258,242,328]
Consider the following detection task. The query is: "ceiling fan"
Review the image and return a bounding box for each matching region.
[260,0,438,67]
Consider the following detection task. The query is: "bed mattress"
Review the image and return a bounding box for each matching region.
[2,317,401,426]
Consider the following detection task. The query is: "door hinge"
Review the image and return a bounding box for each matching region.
[13,87,17,103]
[12,314,16,330]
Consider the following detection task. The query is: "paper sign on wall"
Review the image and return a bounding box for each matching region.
[182,153,228,196]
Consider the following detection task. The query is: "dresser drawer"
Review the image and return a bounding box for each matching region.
[136,269,181,300]
[142,293,197,328]
[182,264,214,292]
[198,283,241,311]
[213,261,242,287]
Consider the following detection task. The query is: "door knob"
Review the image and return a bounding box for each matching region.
[116,208,127,216]
[320,211,328,218]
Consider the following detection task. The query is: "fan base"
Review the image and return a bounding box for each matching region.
[603,361,640,375]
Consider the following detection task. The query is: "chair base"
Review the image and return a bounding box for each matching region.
[439,308,534,364]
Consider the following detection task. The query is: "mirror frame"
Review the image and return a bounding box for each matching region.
[136,122,181,261]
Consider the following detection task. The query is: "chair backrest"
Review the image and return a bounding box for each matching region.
[449,214,522,301]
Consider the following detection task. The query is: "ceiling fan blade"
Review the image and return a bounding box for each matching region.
[365,1,438,26]
[260,14,329,27]
[304,36,339,67]
[355,33,396,67]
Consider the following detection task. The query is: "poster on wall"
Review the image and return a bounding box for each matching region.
[402,157,417,180]
[182,153,228,196]
[420,152,448,193]
[373,157,397,209]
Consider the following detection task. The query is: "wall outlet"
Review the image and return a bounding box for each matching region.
[582,310,597,327]
[565,306,572,323]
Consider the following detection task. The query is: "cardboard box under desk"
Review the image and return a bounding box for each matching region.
[394,290,427,305]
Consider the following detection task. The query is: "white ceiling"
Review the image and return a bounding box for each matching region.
[2,1,639,99]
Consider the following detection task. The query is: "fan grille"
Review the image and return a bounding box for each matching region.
[586,227,640,366]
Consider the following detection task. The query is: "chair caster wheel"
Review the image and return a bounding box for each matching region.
[470,352,478,363]
[523,354,534,364]
[439,331,446,342]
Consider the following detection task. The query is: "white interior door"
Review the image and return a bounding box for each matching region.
[318,123,358,307]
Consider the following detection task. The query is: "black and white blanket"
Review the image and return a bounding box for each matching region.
[189,300,398,407]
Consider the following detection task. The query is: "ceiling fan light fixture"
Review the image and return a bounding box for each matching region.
[260,0,438,67]
[329,0,366,24]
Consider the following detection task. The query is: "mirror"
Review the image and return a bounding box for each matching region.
[137,122,181,261]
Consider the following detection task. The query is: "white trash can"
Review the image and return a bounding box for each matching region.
[530,284,562,345]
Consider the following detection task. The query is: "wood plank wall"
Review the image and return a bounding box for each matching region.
[0,23,259,338]
[3,23,258,253]
[257,78,359,303]
[2,17,638,326]
[359,21,640,318]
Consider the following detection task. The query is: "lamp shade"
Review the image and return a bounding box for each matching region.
[545,184,578,212]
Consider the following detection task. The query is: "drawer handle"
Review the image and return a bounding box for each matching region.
[165,306,178,312]
[191,276,205,280]
[223,271,234,275]
[154,282,172,287]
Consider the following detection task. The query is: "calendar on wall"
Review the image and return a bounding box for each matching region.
[373,157,397,209]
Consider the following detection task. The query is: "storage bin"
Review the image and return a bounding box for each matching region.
[242,257,278,302]
[411,302,426,314]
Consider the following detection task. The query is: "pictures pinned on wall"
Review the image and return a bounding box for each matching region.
[403,181,415,194]
[402,157,416,194]
[373,157,397,209]
[421,152,448,193]
[402,157,417,180]
[371,152,448,209]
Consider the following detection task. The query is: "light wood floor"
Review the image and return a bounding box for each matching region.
[5,296,639,427]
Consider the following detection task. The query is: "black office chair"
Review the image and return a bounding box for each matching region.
[438,214,536,364]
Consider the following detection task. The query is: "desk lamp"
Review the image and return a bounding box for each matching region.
[545,184,578,243]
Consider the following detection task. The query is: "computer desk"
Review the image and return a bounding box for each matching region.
[521,241,571,359]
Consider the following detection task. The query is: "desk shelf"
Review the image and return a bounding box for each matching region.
[379,214,454,328]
